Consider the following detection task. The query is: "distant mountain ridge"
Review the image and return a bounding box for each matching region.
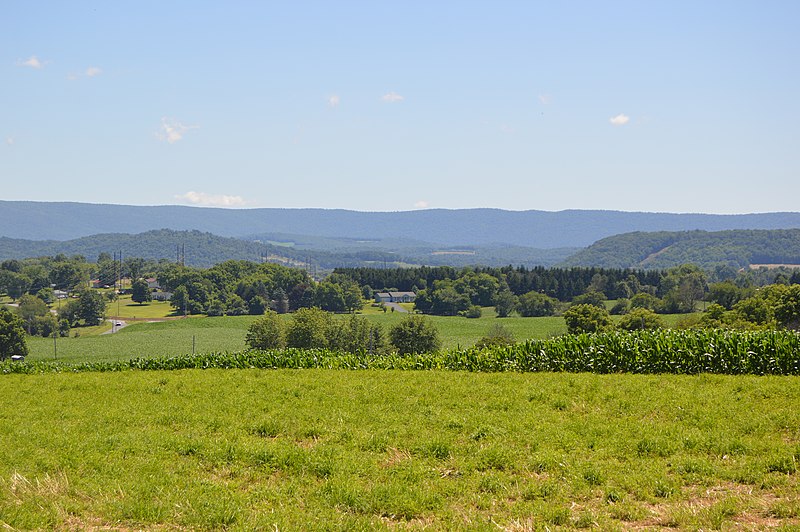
[0,229,575,269]
[562,229,800,270]
[3,201,800,248]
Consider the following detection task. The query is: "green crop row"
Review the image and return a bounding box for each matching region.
[3,329,800,376]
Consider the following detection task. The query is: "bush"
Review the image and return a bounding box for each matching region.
[618,308,663,331]
[570,291,606,309]
[461,305,482,318]
[516,291,557,317]
[563,304,614,334]
[493,290,518,318]
[246,311,286,350]
[286,308,333,349]
[474,323,515,349]
[389,315,441,355]
[609,299,630,315]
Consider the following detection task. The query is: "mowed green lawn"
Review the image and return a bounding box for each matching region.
[1,370,798,529]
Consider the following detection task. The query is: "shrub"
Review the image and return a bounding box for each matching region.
[474,323,515,349]
[517,291,557,317]
[618,308,663,331]
[493,290,518,318]
[246,311,286,350]
[389,315,441,355]
[609,299,630,315]
[571,291,606,309]
[563,304,614,334]
[286,307,333,349]
[461,305,482,318]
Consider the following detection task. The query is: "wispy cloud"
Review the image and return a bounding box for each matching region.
[6,136,14,146]
[175,191,246,207]
[609,113,630,126]
[382,91,404,103]
[156,117,199,144]
[538,94,552,105]
[17,55,44,69]
[85,66,102,77]
[413,200,429,208]
[328,94,340,107]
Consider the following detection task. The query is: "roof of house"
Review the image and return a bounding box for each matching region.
[376,291,416,297]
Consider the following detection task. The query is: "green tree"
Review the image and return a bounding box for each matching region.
[660,264,707,313]
[248,295,268,315]
[493,289,517,318]
[630,292,661,312]
[571,291,606,308]
[389,315,441,355]
[77,290,106,326]
[618,308,663,331]
[131,278,152,304]
[17,294,49,334]
[563,304,614,334]
[517,291,557,317]
[225,294,248,316]
[170,286,190,315]
[314,282,346,312]
[50,261,85,291]
[0,308,28,359]
[732,296,773,326]
[246,311,286,350]
[286,307,334,349]
[5,272,30,301]
[707,281,749,310]
[775,284,800,330]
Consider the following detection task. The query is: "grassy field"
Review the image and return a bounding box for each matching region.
[106,295,176,319]
[1,370,798,529]
[24,309,703,364]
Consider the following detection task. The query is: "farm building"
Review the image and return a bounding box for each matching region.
[375,291,417,303]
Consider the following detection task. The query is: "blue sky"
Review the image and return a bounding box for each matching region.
[2,1,799,213]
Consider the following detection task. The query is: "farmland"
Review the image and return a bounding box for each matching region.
[23,310,570,364]
[1,370,798,529]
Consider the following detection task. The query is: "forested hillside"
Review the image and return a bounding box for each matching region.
[562,229,800,269]
[3,200,800,248]
[0,230,573,269]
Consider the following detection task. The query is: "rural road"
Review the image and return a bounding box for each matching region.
[103,320,128,334]
[385,302,408,313]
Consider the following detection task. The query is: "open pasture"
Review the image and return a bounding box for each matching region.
[1,370,798,529]
[25,311,570,364]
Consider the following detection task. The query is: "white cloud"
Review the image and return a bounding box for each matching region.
[86,66,102,77]
[538,94,552,105]
[6,136,14,146]
[609,114,630,126]
[413,200,429,208]
[175,191,246,207]
[328,94,340,107]
[156,117,199,144]
[17,55,44,69]
[382,91,404,103]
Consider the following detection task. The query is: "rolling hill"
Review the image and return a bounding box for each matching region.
[0,230,575,269]
[3,200,800,248]
[561,229,800,270]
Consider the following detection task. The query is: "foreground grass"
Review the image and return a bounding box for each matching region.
[1,370,798,529]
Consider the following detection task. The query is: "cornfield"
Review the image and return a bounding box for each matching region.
[3,329,799,375]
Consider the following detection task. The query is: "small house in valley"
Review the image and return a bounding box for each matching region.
[375,291,417,303]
